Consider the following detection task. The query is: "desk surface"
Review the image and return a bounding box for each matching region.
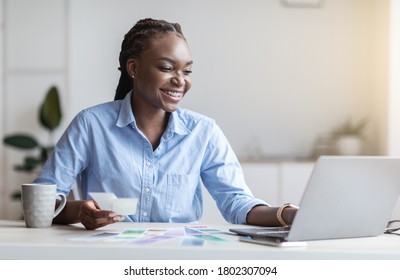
[1,220,400,260]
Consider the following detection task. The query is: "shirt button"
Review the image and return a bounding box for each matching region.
[143,212,148,217]
[146,161,151,167]
[145,188,150,193]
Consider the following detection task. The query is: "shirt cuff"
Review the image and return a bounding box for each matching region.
[240,198,270,224]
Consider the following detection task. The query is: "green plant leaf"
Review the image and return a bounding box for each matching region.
[11,191,21,201]
[40,86,62,131]
[40,146,54,163]
[14,155,41,171]
[3,134,39,149]
[14,163,37,172]
[24,156,42,166]
[3,85,63,174]
[332,118,368,137]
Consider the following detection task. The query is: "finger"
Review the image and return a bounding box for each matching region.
[80,200,100,214]
[81,211,125,229]
[79,201,108,226]
[80,201,108,218]
[81,200,119,219]
[80,214,112,230]
[79,200,125,229]
[81,210,112,224]
[81,214,124,230]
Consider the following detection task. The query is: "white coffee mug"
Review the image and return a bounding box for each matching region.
[21,183,67,228]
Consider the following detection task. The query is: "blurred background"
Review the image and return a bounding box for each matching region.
[1,0,400,221]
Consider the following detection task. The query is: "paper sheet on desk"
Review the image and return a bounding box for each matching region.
[89,192,137,215]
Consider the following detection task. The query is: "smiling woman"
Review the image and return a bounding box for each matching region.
[32,18,297,230]
[127,33,193,116]
[114,19,194,148]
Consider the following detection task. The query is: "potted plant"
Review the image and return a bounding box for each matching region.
[3,85,62,201]
[332,118,367,155]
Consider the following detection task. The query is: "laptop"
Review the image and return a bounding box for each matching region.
[230,156,400,242]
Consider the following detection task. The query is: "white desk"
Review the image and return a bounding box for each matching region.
[1,220,400,260]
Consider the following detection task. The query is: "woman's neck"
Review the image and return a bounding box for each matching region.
[131,95,170,149]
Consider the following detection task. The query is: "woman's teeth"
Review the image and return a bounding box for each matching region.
[165,91,182,98]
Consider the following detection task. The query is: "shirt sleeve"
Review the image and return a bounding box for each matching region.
[33,111,91,196]
[200,123,269,224]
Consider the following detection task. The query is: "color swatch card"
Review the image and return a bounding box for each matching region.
[68,226,232,246]
[118,228,146,238]
[89,192,137,215]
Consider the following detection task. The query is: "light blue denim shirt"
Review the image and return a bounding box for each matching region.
[34,92,268,224]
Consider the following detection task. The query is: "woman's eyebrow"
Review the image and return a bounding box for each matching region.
[158,57,193,66]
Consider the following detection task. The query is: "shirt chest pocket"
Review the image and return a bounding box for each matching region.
[165,174,200,213]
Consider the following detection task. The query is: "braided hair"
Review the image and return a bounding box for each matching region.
[114,18,186,100]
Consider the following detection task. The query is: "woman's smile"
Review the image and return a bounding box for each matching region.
[160,89,184,100]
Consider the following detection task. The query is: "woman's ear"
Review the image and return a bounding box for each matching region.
[126,58,138,77]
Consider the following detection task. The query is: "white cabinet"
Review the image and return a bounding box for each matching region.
[242,161,315,207]
[200,161,315,223]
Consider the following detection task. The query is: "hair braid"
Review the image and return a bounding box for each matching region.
[114,18,185,100]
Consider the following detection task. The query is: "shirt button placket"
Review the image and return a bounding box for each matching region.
[142,151,153,222]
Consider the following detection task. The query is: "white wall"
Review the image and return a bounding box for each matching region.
[388,0,400,156]
[387,0,400,220]
[0,0,395,219]
[0,0,5,218]
[68,0,389,160]
[2,0,67,219]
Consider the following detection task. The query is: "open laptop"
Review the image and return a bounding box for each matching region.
[230,156,400,242]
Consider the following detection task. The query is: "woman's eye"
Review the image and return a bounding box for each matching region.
[159,66,173,72]
[183,69,192,75]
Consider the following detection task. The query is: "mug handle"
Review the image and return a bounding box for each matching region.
[53,193,67,218]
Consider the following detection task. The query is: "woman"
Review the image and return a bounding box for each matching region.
[34,18,297,230]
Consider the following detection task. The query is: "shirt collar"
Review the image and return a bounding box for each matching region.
[165,110,191,138]
[116,91,135,128]
[116,91,191,137]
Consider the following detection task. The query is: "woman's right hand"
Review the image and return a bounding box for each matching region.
[79,200,125,230]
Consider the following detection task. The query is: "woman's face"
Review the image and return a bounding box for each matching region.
[128,33,193,113]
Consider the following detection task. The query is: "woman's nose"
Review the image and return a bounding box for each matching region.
[171,73,185,87]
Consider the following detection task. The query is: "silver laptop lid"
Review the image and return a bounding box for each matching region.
[288,156,400,241]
